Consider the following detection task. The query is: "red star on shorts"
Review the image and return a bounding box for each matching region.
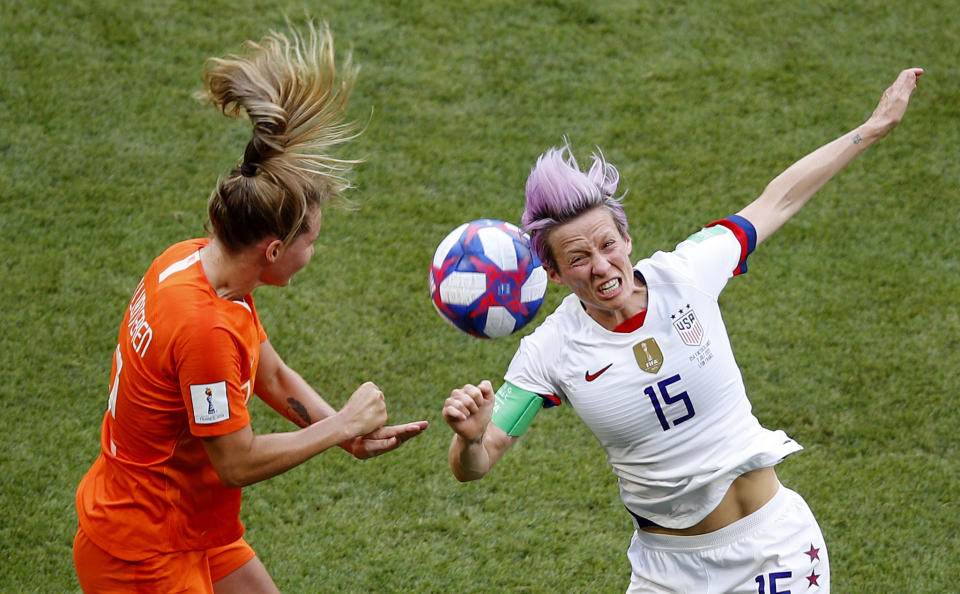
[804,544,820,562]
[806,570,820,587]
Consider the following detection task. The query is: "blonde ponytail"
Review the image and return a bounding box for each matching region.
[197,21,360,252]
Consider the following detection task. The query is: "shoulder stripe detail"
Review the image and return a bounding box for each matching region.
[705,216,757,276]
[158,251,201,284]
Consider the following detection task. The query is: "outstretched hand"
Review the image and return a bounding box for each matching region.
[867,67,924,137]
[342,420,429,460]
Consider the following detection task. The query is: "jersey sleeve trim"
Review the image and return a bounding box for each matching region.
[705,215,757,276]
[540,393,561,408]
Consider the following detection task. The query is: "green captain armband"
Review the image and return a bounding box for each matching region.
[491,381,543,437]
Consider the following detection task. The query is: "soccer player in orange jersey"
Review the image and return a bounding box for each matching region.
[73,22,428,593]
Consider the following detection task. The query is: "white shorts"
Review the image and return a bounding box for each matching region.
[626,486,829,593]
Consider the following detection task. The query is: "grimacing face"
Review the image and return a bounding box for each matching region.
[545,207,642,328]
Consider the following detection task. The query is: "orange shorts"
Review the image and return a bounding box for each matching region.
[73,526,256,593]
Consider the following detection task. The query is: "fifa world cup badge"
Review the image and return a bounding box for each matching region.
[634,338,663,374]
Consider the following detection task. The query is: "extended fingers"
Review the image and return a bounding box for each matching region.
[350,436,398,459]
[366,436,399,454]
[367,421,429,440]
[361,424,429,456]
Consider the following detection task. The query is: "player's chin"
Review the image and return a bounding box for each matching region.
[266,273,295,288]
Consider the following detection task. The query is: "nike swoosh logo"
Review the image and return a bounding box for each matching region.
[585,363,613,382]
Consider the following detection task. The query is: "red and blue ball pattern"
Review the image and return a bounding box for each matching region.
[430,219,548,338]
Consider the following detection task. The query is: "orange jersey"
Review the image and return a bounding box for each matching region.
[76,239,267,561]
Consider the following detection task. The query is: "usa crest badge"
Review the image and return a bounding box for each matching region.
[672,305,704,346]
[633,338,663,374]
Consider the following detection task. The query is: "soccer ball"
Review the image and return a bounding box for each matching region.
[430,219,548,338]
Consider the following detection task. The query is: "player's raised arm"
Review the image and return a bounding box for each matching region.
[738,67,923,245]
[443,380,517,481]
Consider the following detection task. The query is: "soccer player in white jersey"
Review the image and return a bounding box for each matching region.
[442,68,922,593]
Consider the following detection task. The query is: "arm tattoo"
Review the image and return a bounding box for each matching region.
[852,132,863,144]
[286,398,312,427]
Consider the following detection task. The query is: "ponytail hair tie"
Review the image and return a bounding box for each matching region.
[240,162,258,177]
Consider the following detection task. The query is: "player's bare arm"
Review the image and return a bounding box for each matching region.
[202,382,388,487]
[254,339,428,460]
[340,419,430,460]
[444,381,517,481]
[255,340,339,426]
[738,67,923,245]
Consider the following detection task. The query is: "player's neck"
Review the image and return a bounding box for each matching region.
[585,281,648,332]
[199,239,260,301]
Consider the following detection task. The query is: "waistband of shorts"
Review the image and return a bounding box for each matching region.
[632,484,793,551]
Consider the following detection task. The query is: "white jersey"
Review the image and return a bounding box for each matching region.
[503,218,802,529]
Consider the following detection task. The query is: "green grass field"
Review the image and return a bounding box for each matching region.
[2,0,957,591]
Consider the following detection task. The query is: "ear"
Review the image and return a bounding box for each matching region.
[544,263,565,286]
[263,238,285,264]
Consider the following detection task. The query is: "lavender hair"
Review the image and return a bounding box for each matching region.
[521,140,628,270]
